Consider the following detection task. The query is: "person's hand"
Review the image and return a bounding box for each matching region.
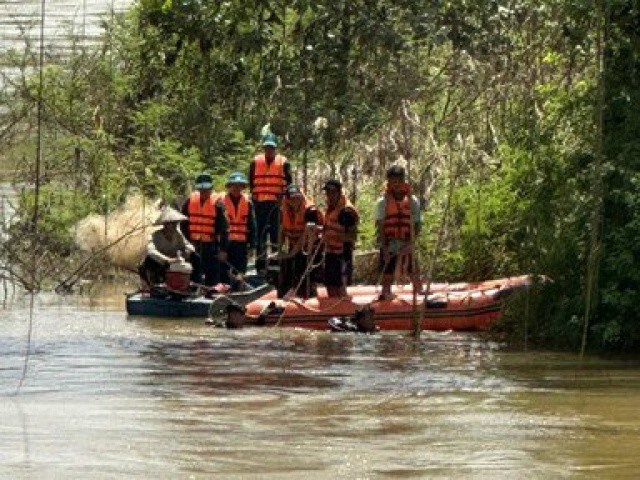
[304,222,319,232]
[217,250,228,263]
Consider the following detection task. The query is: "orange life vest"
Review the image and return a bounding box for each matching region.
[187,191,217,242]
[323,194,358,254]
[223,193,250,243]
[383,193,412,241]
[251,154,287,202]
[280,195,322,246]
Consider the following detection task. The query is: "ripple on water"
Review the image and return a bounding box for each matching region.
[2,303,640,478]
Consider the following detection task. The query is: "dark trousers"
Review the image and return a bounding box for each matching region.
[323,252,345,288]
[191,241,218,286]
[254,200,280,273]
[221,240,249,289]
[277,251,317,299]
[138,257,167,286]
[138,254,201,286]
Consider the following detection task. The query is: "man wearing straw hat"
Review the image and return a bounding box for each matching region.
[138,207,197,287]
[220,172,257,289]
[180,172,229,286]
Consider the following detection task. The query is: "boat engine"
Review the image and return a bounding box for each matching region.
[165,254,193,293]
[328,305,377,333]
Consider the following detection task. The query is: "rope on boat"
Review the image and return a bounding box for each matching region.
[274,236,326,326]
[273,233,415,324]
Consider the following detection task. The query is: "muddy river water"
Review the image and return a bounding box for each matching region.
[1,289,639,479]
[2,4,640,476]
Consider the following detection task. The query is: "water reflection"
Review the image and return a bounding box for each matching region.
[1,304,640,478]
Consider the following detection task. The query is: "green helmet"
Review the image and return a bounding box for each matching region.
[262,132,278,147]
[226,172,248,186]
[194,172,213,190]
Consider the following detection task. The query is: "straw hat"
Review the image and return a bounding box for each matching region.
[154,207,187,225]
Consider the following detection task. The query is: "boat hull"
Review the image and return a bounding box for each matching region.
[126,277,272,318]
[239,275,534,331]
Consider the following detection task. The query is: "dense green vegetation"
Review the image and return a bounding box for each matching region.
[0,0,638,352]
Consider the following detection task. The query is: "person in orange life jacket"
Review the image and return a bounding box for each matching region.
[220,172,257,290]
[376,165,422,301]
[321,179,359,298]
[180,172,229,286]
[138,207,199,287]
[277,184,323,299]
[248,132,293,274]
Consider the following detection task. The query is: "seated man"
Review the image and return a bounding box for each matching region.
[278,184,323,299]
[138,207,198,287]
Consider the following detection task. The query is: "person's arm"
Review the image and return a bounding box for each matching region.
[287,207,320,254]
[180,231,195,257]
[375,198,387,248]
[216,202,229,251]
[146,234,172,265]
[248,161,255,191]
[283,161,293,186]
[339,209,358,244]
[247,200,257,249]
[304,207,320,224]
[338,209,357,227]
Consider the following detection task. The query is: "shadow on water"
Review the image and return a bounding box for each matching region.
[2,298,640,478]
[136,336,342,395]
[120,317,513,400]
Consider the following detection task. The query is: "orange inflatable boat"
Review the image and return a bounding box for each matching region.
[226,275,536,331]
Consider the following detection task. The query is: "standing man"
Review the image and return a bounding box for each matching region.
[180,172,229,286]
[248,132,292,274]
[321,179,359,298]
[376,165,422,300]
[221,172,256,290]
[278,184,323,299]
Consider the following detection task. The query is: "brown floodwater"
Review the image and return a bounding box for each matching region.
[1,288,640,479]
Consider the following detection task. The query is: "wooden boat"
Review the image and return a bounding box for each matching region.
[227,275,536,331]
[126,275,272,318]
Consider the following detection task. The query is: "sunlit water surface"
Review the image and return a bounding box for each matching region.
[1,289,640,479]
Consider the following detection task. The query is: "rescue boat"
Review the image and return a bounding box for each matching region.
[226,275,536,331]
